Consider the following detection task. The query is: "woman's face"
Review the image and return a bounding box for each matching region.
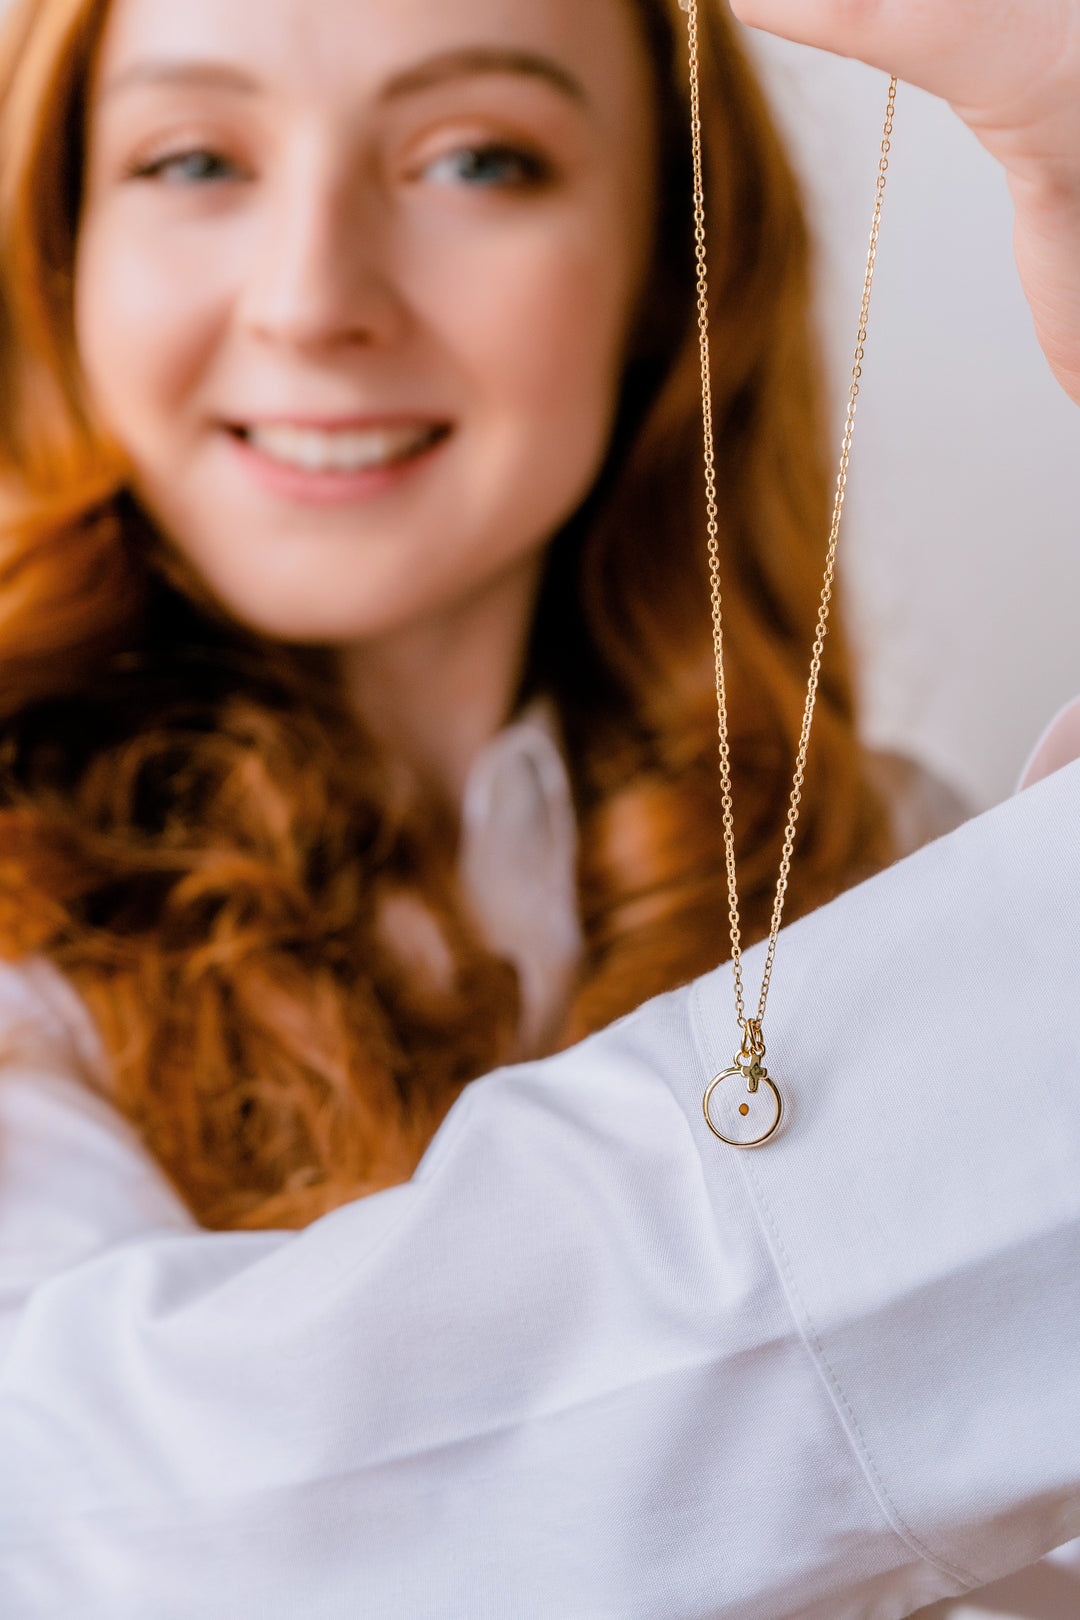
[76,0,658,645]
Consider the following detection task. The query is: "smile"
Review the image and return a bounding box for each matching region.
[232,420,450,474]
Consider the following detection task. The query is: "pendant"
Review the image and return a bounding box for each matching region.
[703,1053,783,1148]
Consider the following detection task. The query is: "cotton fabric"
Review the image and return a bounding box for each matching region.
[459,701,583,1056]
[1,755,1080,1617]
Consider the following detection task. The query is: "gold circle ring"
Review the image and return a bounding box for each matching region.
[703,1066,784,1149]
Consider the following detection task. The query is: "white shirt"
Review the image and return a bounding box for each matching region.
[2,732,1080,1617]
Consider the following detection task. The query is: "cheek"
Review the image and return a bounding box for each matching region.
[74,210,233,443]
[408,208,635,495]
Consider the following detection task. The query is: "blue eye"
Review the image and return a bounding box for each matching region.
[424,144,549,189]
[132,149,239,185]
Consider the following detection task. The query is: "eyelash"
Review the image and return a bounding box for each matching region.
[128,148,242,185]
[419,142,553,190]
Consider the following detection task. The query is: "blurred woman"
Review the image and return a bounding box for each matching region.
[0,0,897,1230]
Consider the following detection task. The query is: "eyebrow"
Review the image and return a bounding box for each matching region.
[98,48,588,108]
[380,47,588,107]
[98,61,261,101]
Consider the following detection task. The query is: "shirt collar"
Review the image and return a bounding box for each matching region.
[459,700,584,1058]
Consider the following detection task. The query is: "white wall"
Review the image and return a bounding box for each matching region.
[747,32,1080,810]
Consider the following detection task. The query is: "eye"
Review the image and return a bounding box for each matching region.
[422,143,551,190]
[129,148,243,186]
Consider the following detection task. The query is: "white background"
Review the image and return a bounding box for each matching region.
[748,30,1080,812]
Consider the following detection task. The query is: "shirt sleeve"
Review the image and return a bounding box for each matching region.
[1,764,1080,1620]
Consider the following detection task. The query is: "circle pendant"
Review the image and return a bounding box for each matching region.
[703,1066,783,1148]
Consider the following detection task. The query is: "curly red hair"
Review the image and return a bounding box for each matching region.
[0,0,892,1228]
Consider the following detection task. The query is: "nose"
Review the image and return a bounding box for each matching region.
[239,143,408,354]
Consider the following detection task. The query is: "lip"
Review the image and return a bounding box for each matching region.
[220,416,452,506]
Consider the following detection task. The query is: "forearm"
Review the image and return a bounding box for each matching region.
[5,766,1080,1614]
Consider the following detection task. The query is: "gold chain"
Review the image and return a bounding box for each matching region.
[685,0,897,1063]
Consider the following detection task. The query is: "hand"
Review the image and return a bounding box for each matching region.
[728,0,1080,404]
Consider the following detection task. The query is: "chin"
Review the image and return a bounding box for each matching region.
[215,597,393,646]
[159,531,422,647]
[209,574,448,647]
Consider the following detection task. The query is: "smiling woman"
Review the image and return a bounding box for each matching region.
[0,0,896,1231]
[75,0,657,672]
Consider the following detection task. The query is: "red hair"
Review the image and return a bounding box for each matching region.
[0,0,892,1228]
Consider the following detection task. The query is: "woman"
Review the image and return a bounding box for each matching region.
[0,0,901,1233]
[1,0,1078,1614]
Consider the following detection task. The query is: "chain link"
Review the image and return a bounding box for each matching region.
[685,0,897,1053]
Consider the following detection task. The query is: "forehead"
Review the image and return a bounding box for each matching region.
[93,0,654,117]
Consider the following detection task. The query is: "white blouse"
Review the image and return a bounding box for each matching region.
[2,738,1080,1618]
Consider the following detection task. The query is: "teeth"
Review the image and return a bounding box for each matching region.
[244,422,438,473]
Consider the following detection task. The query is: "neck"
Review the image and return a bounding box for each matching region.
[340,558,543,810]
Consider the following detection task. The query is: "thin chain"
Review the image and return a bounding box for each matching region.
[685,0,897,1056]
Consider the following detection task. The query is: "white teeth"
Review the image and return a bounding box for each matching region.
[244,422,438,473]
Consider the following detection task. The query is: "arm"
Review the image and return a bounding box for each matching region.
[3,766,1080,1617]
[729,0,1080,405]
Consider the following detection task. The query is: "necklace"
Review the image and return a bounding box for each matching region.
[681,0,899,1148]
